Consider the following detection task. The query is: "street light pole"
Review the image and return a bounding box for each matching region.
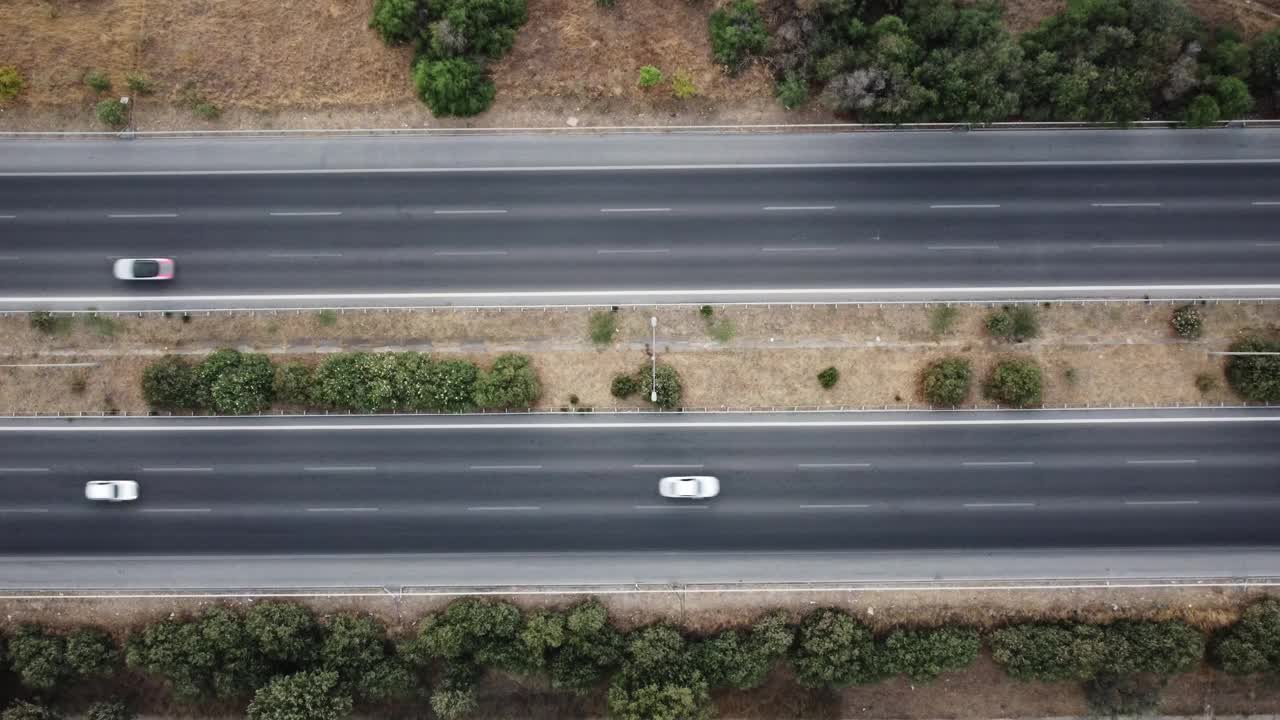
[650,316,658,403]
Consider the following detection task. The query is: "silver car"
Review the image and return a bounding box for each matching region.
[85,480,139,502]
[658,476,720,499]
[113,258,175,281]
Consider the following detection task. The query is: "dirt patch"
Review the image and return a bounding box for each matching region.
[0,302,1275,414]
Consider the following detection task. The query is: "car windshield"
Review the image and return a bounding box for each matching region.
[132,260,160,278]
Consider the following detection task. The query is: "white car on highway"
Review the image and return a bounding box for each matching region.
[85,480,139,502]
[113,258,175,281]
[658,476,720,499]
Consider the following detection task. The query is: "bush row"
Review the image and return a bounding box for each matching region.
[6,598,1280,720]
[369,0,526,116]
[142,350,540,414]
[919,356,1042,408]
[762,0,1280,123]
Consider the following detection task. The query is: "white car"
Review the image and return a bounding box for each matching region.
[85,480,139,502]
[113,258,175,281]
[658,476,720,499]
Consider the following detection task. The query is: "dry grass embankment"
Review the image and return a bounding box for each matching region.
[0,301,1276,414]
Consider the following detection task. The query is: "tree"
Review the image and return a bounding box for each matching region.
[990,623,1106,681]
[790,609,884,688]
[95,99,128,129]
[1224,337,1280,401]
[248,670,354,720]
[1214,598,1280,674]
[984,359,1043,408]
[1252,30,1280,103]
[607,681,713,720]
[143,356,199,410]
[413,58,496,117]
[245,602,321,669]
[408,599,527,673]
[274,363,314,405]
[1184,93,1220,126]
[921,357,972,407]
[65,627,119,677]
[905,0,1023,123]
[640,364,683,410]
[124,607,267,702]
[519,610,566,663]
[369,0,421,44]
[1097,620,1204,676]
[708,0,769,74]
[820,17,932,122]
[611,374,640,399]
[692,612,792,690]
[320,614,413,702]
[430,687,479,720]
[473,354,541,409]
[208,352,275,414]
[8,625,68,690]
[549,600,624,691]
[883,626,981,682]
[609,625,714,720]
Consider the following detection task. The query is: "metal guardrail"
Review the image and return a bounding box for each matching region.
[5,296,1277,318]
[0,119,1277,140]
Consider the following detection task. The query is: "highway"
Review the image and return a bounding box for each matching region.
[1,415,1277,556]
[2,130,1280,309]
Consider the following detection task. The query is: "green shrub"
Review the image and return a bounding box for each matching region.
[640,363,683,409]
[693,613,792,690]
[929,306,959,336]
[124,73,153,95]
[708,0,769,74]
[29,311,71,335]
[1224,337,1280,401]
[369,0,421,44]
[320,614,414,702]
[1215,76,1253,118]
[1195,372,1218,393]
[990,623,1106,681]
[430,688,478,720]
[95,99,128,129]
[0,66,24,104]
[8,625,68,690]
[790,609,884,688]
[125,607,267,702]
[549,600,624,691]
[142,356,200,410]
[607,681,712,720]
[474,353,541,409]
[245,602,321,668]
[1254,29,1280,100]
[985,305,1038,342]
[248,670,353,720]
[1170,305,1202,339]
[407,599,526,674]
[84,70,111,93]
[883,627,980,682]
[611,373,640,399]
[274,363,314,405]
[192,102,221,120]
[638,65,663,87]
[1098,620,1204,677]
[1214,598,1280,674]
[984,359,1043,408]
[414,58,495,117]
[921,357,972,407]
[64,627,119,677]
[817,366,839,389]
[699,305,714,318]
[1,701,58,720]
[775,74,808,109]
[671,70,697,100]
[84,702,134,720]
[206,351,275,415]
[589,310,618,345]
[1185,94,1220,127]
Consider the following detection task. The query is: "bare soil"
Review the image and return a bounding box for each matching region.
[0,302,1275,414]
[3,583,1280,718]
[1,0,1276,131]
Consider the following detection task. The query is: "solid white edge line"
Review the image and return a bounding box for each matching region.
[1,416,1278,432]
[7,282,1280,304]
[6,159,1280,178]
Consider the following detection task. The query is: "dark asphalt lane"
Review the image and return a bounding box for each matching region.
[0,422,1276,555]
[2,164,1280,296]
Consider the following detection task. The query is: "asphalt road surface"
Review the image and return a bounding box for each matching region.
[1,419,1277,556]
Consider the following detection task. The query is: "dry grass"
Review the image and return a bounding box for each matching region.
[0,302,1275,414]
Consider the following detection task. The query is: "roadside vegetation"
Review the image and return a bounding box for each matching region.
[142,350,540,414]
[2,597,1277,720]
[763,0,1278,123]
